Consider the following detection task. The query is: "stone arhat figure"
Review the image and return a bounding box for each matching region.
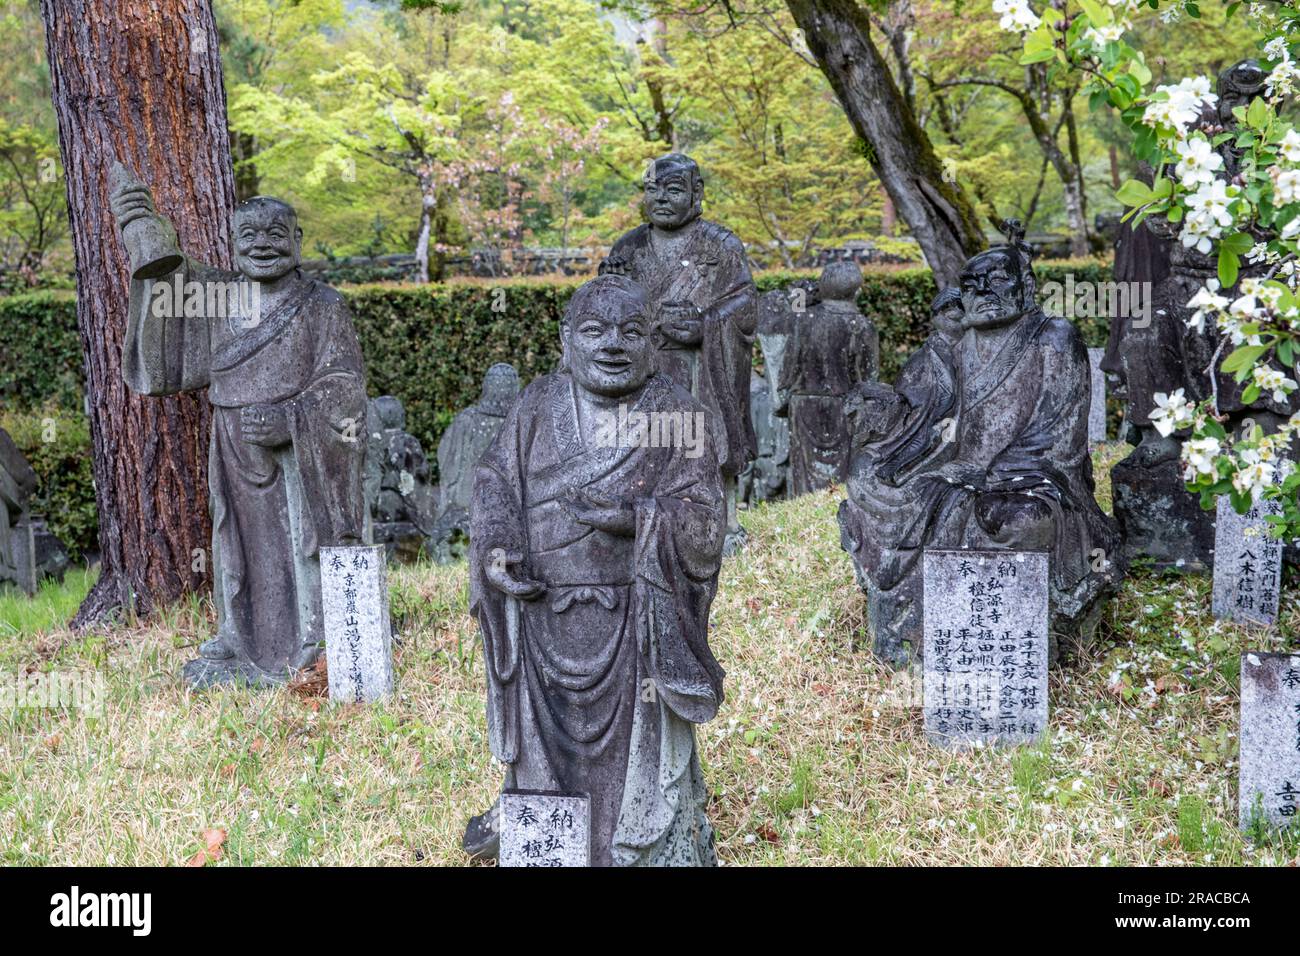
[111,170,369,688]
[739,370,789,506]
[775,260,878,496]
[463,273,726,866]
[430,363,520,563]
[599,152,756,554]
[838,223,1122,666]
[364,395,438,563]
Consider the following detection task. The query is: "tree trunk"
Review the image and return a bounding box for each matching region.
[40,0,235,627]
[414,178,435,284]
[785,0,984,286]
[232,128,259,202]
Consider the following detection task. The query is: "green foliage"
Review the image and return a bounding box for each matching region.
[0,404,97,560]
[0,290,81,410]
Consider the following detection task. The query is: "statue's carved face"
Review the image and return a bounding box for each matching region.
[643,167,701,231]
[563,298,652,398]
[959,250,1026,330]
[234,204,302,282]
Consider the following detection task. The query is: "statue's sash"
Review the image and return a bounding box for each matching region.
[961,309,1051,413]
[210,278,317,375]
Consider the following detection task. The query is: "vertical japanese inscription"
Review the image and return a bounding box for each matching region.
[499,790,591,867]
[320,544,394,703]
[1239,652,1300,831]
[1213,497,1283,627]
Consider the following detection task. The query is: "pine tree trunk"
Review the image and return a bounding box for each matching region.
[785,0,985,286]
[39,0,236,627]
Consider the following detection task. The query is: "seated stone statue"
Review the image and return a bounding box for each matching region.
[364,395,438,563]
[775,261,879,495]
[838,225,1122,667]
[111,169,368,688]
[462,274,725,866]
[430,363,520,563]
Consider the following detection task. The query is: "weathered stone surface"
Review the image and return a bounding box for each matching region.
[112,173,368,688]
[364,395,438,564]
[430,364,519,564]
[321,544,394,703]
[739,371,788,506]
[600,152,756,554]
[839,224,1122,668]
[923,550,1049,748]
[1111,455,1215,572]
[0,427,69,596]
[462,275,724,867]
[775,261,878,496]
[1212,497,1283,627]
[1087,347,1107,443]
[1239,652,1300,831]
[499,790,591,867]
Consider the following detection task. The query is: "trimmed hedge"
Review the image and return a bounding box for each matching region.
[0,405,97,560]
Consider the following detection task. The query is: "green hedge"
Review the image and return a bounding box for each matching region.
[0,262,1114,551]
[0,405,97,560]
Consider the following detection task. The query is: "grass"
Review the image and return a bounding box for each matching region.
[1,443,1298,866]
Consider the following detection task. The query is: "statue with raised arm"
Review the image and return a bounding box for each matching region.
[110,164,368,688]
[600,153,756,554]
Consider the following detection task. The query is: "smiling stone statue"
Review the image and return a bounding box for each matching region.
[463,274,726,866]
[111,167,368,688]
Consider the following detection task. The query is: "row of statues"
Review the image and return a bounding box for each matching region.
[103,96,1278,862]
[0,427,69,595]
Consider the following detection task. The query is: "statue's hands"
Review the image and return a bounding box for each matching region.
[599,253,630,277]
[110,178,158,233]
[484,549,545,600]
[240,404,291,448]
[568,488,636,537]
[659,303,703,345]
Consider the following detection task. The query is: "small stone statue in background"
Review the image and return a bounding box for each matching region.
[600,152,756,554]
[0,427,67,594]
[364,395,438,564]
[111,166,369,687]
[839,224,1122,667]
[775,261,878,496]
[739,370,788,505]
[430,363,520,563]
[463,274,725,866]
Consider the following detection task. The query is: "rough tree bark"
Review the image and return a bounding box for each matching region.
[39,0,236,627]
[784,0,984,286]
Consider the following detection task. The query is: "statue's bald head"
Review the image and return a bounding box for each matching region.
[234,196,302,282]
[642,152,703,231]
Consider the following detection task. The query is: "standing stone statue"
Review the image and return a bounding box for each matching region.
[600,153,756,554]
[430,363,520,563]
[0,428,40,594]
[111,168,368,688]
[775,261,879,496]
[838,224,1123,667]
[364,395,438,564]
[1110,60,1294,571]
[739,370,788,506]
[462,275,726,866]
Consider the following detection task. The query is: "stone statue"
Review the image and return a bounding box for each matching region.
[430,363,520,563]
[838,225,1123,667]
[364,395,438,564]
[599,153,757,554]
[0,427,62,595]
[111,167,369,688]
[462,274,726,866]
[1110,59,1290,570]
[775,261,879,495]
[739,370,788,506]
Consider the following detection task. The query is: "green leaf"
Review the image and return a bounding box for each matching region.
[1220,343,1268,377]
[1218,247,1240,288]
[1221,231,1254,255]
[1247,95,1270,130]
[1242,383,1262,403]
[1079,0,1111,25]
[1115,178,1154,206]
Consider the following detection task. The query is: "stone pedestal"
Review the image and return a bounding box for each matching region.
[1111,454,1214,572]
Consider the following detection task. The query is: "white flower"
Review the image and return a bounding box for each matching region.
[1180,180,1235,253]
[1275,168,1300,205]
[1233,458,1275,498]
[1186,280,1228,333]
[992,0,1040,31]
[1253,365,1298,402]
[1143,77,1218,139]
[1174,136,1223,188]
[1149,388,1195,436]
[1280,128,1300,164]
[1264,37,1290,63]
[1085,24,1124,45]
[1181,437,1221,478]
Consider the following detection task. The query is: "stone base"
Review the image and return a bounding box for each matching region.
[1111,453,1214,572]
[181,657,288,690]
[721,523,749,558]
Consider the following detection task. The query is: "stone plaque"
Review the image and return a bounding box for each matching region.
[923,550,1049,748]
[499,790,591,867]
[321,544,394,703]
[1212,497,1283,626]
[1087,347,1107,443]
[1239,652,1300,831]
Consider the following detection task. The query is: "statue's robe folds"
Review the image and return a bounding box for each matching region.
[470,371,725,866]
[840,310,1118,660]
[777,302,878,495]
[435,402,509,530]
[121,261,367,677]
[602,222,757,479]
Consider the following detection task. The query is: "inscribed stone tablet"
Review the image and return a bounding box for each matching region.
[1239,652,1300,831]
[321,544,394,703]
[1212,497,1283,627]
[923,550,1049,748]
[499,790,591,867]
